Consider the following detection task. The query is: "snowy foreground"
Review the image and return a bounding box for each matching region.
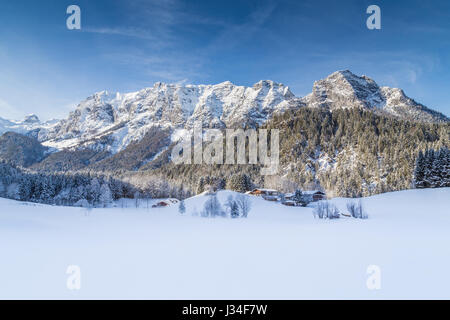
[0,188,449,299]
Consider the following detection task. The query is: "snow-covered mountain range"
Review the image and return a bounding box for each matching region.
[35,79,299,153]
[0,114,58,137]
[0,70,448,155]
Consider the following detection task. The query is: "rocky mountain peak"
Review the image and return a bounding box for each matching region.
[303,71,448,123]
[23,114,40,123]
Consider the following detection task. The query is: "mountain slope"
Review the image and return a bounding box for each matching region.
[145,107,449,197]
[302,70,448,123]
[0,132,48,167]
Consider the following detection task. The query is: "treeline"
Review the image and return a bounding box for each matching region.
[414,147,450,188]
[0,161,190,207]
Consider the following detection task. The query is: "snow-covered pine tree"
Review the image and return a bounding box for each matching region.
[109,177,123,200]
[197,177,205,194]
[293,189,303,205]
[435,148,446,188]
[430,149,442,187]
[18,176,32,201]
[88,178,101,206]
[443,147,450,187]
[70,185,85,204]
[215,178,226,191]
[413,150,426,188]
[226,174,253,193]
[414,147,449,189]
[423,149,434,188]
[39,176,53,203]
[99,183,113,208]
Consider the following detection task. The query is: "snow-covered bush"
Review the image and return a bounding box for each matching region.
[313,201,340,219]
[346,200,368,219]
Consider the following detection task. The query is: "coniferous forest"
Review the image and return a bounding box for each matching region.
[153,108,449,197]
[0,108,448,206]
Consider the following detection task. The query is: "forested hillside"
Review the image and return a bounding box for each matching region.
[147,108,449,197]
[268,108,449,196]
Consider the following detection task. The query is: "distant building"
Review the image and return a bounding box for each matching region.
[152,198,180,208]
[247,188,326,204]
[282,193,296,206]
[284,193,294,201]
[248,188,278,196]
[303,190,326,202]
[247,188,279,201]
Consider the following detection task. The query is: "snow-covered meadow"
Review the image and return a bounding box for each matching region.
[0,188,449,299]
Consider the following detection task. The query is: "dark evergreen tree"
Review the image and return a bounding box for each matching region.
[226,174,253,193]
[414,150,426,188]
[197,177,205,194]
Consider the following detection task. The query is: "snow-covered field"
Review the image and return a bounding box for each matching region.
[0,188,449,299]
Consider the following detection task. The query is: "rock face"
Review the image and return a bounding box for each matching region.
[302,70,448,122]
[0,71,448,156]
[36,80,300,153]
[0,132,48,167]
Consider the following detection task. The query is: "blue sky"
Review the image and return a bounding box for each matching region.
[0,0,449,120]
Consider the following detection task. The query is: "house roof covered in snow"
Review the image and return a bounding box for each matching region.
[252,188,278,192]
[302,190,325,195]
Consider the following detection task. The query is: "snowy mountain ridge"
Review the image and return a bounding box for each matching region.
[302,70,447,123]
[0,114,58,137]
[36,79,299,153]
[0,70,448,155]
